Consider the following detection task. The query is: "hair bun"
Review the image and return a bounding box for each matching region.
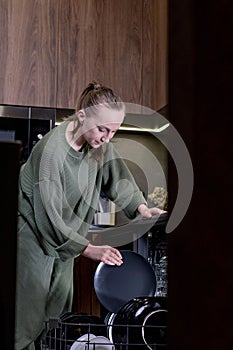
[93,83,101,89]
[78,80,123,110]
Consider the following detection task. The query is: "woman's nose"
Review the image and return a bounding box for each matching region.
[101,135,110,143]
[101,132,112,143]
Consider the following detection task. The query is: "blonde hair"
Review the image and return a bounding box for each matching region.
[77,80,124,115]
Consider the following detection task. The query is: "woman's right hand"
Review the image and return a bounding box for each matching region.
[81,243,123,266]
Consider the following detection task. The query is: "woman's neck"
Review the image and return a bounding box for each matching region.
[65,121,85,151]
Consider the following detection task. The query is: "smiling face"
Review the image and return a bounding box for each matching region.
[79,105,125,148]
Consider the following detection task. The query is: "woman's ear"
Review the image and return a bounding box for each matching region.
[76,110,86,126]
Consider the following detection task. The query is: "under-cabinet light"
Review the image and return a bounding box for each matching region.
[118,123,170,133]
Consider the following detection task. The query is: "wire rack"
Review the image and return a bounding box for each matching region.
[43,317,167,350]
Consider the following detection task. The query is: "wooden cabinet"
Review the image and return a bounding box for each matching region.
[141,0,168,110]
[57,0,143,108]
[73,256,101,317]
[56,0,168,110]
[0,0,58,107]
[0,0,167,111]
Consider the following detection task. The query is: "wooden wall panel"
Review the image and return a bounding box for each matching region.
[57,0,144,108]
[0,0,58,107]
[142,0,168,110]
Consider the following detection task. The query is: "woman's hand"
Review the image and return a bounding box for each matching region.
[81,243,123,266]
[137,203,167,219]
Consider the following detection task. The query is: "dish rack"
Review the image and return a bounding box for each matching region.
[43,317,167,350]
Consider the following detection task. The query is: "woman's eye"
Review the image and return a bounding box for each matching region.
[98,127,106,133]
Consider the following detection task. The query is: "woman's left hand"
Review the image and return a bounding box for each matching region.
[137,203,167,219]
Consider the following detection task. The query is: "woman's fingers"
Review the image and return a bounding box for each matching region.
[137,204,167,218]
[149,207,167,216]
[81,244,123,266]
[100,247,123,266]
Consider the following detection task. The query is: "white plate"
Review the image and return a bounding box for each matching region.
[87,336,115,350]
[70,333,96,350]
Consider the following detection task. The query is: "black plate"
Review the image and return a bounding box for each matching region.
[111,296,168,350]
[94,250,157,313]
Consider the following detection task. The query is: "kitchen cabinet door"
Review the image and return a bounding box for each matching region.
[56,0,168,111]
[0,0,58,107]
[142,0,168,110]
[0,0,167,110]
[57,0,143,109]
[73,256,101,317]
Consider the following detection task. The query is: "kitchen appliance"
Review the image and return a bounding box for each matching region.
[0,105,56,163]
[88,213,167,248]
[45,297,167,350]
[45,248,167,350]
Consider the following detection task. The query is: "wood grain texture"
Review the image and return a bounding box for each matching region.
[0,0,58,107]
[57,0,144,108]
[142,0,168,110]
[57,0,167,110]
[73,256,101,317]
[0,0,167,110]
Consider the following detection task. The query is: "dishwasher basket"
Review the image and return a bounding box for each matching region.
[44,315,167,350]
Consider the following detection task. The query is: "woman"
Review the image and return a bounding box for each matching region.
[15,81,165,349]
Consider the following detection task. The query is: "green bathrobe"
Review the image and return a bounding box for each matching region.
[15,121,146,349]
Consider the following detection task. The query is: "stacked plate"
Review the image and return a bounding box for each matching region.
[94,250,167,350]
[105,297,167,350]
[70,334,115,350]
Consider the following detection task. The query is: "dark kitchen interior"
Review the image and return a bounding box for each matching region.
[0,1,232,349]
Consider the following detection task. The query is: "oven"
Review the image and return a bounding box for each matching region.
[0,105,56,164]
